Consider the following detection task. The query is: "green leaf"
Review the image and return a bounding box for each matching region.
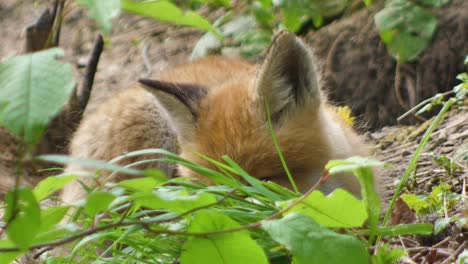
[4,187,41,250]
[434,217,451,235]
[0,240,24,264]
[32,206,70,244]
[0,48,75,145]
[325,157,385,175]
[33,174,76,201]
[456,250,468,264]
[401,193,429,214]
[180,211,268,264]
[371,244,406,264]
[84,191,116,217]
[118,177,162,192]
[38,154,143,176]
[143,169,169,182]
[374,0,437,62]
[279,1,306,32]
[39,206,69,231]
[263,213,370,264]
[252,2,274,28]
[122,0,218,36]
[326,157,382,243]
[131,189,217,214]
[78,0,121,34]
[279,189,367,228]
[360,223,433,236]
[223,156,283,201]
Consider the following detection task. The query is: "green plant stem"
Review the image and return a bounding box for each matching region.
[265,101,299,193]
[0,171,330,253]
[380,98,456,231]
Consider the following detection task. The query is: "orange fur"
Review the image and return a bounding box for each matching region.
[62,31,379,203]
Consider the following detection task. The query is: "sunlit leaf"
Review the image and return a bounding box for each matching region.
[371,243,406,264]
[181,211,268,264]
[0,48,75,145]
[375,0,437,62]
[78,0,121,34]
[132,189,217,214]
[122,0,218,36]
[279,189,367,228]
[4,187,41,250]
[263,213,369,264]
[84,191,116,217]
[33,174,76,201]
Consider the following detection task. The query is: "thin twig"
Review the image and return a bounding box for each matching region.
[0,188,238,252]
[79,33,104,111]
[53,0,66,46]
[0,171,330,253]
[397,91,454,121]
[440,242,466,264]
[24,9,54,52]
[395,58,409,110]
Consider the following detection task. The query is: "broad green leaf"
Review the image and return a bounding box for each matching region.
[78,0,121,34]
[252,2,274,28]
[279,1,306,33]
[325,157,385,175]
[132,189,216,214]
[122,0,218,36]
[279,189,367,228]
[434,217,451,235]
[84,191,116,217]
[180,211,268,264]
[263,213,369,264]
[33,174,76,201]
[401,183,461,216]
[374,0,437,62]
[401,193,429,214]
[143,169,169,182]
[326,157,382,243]
[39,206,70,231]
[0,240,24,264]
[456,250,468,264]
[258,0,273,8]
[118,177,162,192]
[371,244,406,264]
[32,206,70,244]
[0,48,75,145]
[4,187,41,250]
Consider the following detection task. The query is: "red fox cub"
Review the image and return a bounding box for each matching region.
[62,31,375,203]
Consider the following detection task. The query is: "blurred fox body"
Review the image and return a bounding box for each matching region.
[62,31,375,203]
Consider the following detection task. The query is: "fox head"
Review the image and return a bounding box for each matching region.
[140,31,368,194]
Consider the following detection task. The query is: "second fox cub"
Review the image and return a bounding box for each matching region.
[62,31,375,203]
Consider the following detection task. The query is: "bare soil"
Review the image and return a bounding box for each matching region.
[306,0,467,130]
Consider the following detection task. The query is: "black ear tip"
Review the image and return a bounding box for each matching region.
[138,78,152,86]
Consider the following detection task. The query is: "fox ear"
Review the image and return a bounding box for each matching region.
[139,79,207,143]
[254,31,321,123]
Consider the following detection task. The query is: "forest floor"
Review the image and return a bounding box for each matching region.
[0,1,466,263]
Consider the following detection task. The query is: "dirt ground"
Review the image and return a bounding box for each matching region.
[0,1,466,263]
